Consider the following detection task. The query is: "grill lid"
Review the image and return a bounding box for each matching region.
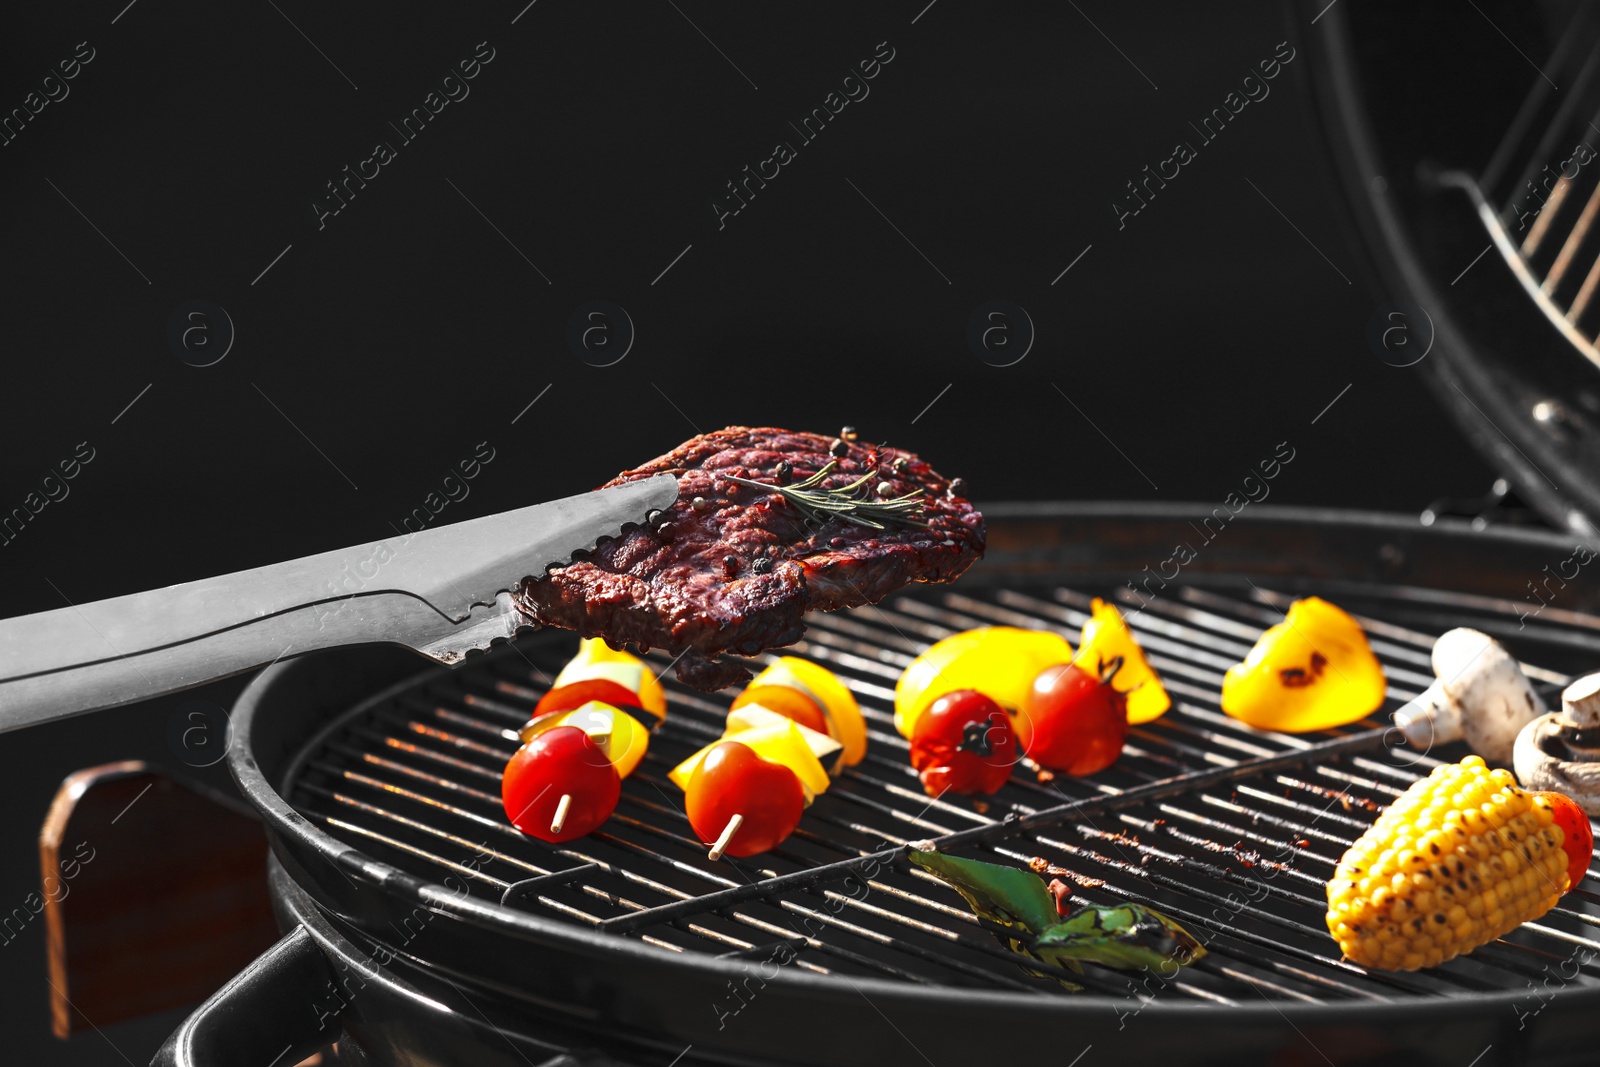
[1304,0,1600,536]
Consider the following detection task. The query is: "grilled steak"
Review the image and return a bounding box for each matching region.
[515,427,985,690]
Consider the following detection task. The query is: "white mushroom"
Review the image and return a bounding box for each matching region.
[1515,673,1600,815]
[1392,628,1546,764]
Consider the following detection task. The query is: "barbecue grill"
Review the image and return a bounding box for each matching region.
[141,504,1600,1067]
[21,5,1595,1062]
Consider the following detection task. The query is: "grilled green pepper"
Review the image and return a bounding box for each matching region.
[908,849,1206,988]
[1033,901,1206,972]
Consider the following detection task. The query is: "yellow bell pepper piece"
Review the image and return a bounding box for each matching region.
[518,700,651,778]
[1221,597,1386,732]
[725,705,846,775]
[553,637,667,721]
[736,657,868,766]
[669,718,834,801]
[1073,598,1170,724]
[894,627,1074,738]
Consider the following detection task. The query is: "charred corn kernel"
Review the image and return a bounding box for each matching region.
[1326,756,1568,971]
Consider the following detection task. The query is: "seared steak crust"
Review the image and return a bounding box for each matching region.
[515,427,985,690]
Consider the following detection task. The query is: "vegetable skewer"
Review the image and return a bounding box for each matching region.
[502,639,668,843]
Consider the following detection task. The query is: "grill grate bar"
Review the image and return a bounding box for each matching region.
[646,755,1409,999]
[347,697,1388,998]
[1111,593,1436,699]
[694,902,931,985]
[598,727,1391,935]
[684,599,1579,983]
[322,745,501,804]
[503,863,603,901]
[1039,821,1592,983]
[289,580,1600,1003]
[398,697,517,738]
[825,572,1587,979]
[787,894,1053,993]
[303,778,880,978]
[990,839,1433,998]
[303,789,703,929]
[350,725,505,783]
[316,812,509,887]
[1216,968,1319,1003]
[608,771,1219,995]
[1225,586,1580,688]
[996,836,1490,998]
[387,717,508,759]
[300,784,542,876]
[807,597,1422,826]
[750,593,1596,976]
[307,747,1069,988]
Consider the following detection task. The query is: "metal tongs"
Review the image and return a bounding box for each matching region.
[0,475,678,733]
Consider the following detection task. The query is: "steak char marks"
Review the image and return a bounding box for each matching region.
[515,427,985,690]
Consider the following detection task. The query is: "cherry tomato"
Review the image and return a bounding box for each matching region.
[894,627,1074,738]
[501,726,621,843]
[685,741,805,858]
[1018,660,1128,776]
[1538,791,1594,891]
[534,678,646,720]
[908,689,1018,797]
[519,701,652,779]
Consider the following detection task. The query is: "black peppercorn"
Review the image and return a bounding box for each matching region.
[840,426,859,442]
[775,459,792,484]
[656,522,675,541]
[892,457,909,475]
[830,438,848,457]
[948,477,967,497]
[752,556,772,574]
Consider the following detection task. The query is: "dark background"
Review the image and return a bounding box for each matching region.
[0,1,1506,1063]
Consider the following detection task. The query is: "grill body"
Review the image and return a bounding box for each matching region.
[182,505,1600,1067]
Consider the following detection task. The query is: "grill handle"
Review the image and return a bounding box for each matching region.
[150,925,333,1067]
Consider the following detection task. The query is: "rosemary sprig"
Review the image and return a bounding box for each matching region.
[724,459,928,531]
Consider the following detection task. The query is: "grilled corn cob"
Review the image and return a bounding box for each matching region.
[1326,756,1569,971]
